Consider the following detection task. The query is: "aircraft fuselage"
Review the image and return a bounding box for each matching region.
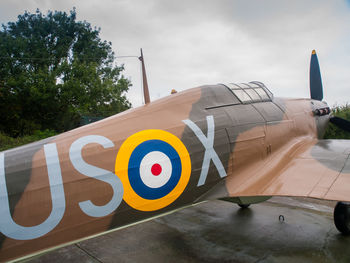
[0,83,330,261]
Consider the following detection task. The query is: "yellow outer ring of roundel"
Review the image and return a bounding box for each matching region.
[115,129,191,211]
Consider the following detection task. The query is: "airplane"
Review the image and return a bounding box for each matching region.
[1,49,350,262]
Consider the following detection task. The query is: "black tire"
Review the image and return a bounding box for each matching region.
[238,204,250,209]
[334,202,350,235]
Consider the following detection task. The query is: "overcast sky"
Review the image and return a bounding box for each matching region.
[1,0,350,107]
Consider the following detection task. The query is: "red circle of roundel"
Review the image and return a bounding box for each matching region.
[151,163,162,176]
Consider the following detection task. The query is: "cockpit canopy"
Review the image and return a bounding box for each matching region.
[223,82,273,104]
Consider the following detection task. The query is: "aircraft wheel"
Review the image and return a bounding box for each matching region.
[238,204,250,209]
[334,202,350,235]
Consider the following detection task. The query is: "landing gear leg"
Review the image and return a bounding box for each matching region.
[334,202,350,235]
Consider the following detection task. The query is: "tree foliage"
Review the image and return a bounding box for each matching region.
[324,105,350,139]
[0,9,131,136]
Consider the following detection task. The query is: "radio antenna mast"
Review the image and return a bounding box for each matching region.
[139,48,150,104]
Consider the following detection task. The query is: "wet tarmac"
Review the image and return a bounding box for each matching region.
[24,197,350,263]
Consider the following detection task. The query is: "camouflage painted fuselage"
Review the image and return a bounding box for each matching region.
[0,83,331,261]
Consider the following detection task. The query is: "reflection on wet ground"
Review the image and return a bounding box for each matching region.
[26,197,350,263]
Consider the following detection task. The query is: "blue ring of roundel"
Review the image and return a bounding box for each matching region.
[128,139,182,200]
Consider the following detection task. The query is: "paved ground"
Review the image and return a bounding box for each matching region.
[24,197,350,263]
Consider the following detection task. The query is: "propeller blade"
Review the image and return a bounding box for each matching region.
[310,50,323,101]
[330,116,350,133]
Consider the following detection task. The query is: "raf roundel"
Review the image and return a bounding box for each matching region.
[115,129,191,211]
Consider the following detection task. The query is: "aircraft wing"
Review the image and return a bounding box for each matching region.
[226,139,350,202]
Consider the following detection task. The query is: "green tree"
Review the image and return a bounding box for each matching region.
[0,8,131,136]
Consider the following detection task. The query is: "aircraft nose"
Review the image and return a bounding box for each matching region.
[310,100,331,139]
